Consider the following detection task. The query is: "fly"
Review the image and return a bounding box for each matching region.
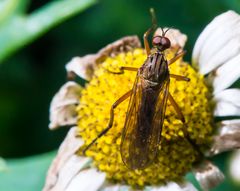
[83,9,192,170]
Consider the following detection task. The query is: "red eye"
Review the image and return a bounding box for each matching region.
[152,36,161,46]
[152,36,171,51]
[160,37,171,49]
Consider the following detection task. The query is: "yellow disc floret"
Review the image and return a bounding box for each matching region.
[77,48,213,186]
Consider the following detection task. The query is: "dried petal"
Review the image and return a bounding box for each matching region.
[154,28,187,49]
[207,120,240,156]
[49,81,82,129]
[192,10,240,75]
[43,127,89,191]
[193,161,224,191]
[214,88,240,117]
[65,36,141,81]
[97,36,141,57]
[65,55,98,82]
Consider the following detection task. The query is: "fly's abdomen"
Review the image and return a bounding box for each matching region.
[126,85,161,169]
[137,87,159,144]
[121,66,170,170]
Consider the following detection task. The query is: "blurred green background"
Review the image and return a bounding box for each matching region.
[0,0,240,190]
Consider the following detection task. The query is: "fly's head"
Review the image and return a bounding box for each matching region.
[152,28,171,52]
[152,35,171,52]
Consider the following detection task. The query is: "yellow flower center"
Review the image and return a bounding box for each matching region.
[77,48,213,186]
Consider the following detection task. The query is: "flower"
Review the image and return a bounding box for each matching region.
[76,47,213,186]
[44,10,240,191]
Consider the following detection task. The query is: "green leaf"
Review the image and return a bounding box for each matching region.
[0,0,97,63]
[0,151,56,191]
[0,0,30,25]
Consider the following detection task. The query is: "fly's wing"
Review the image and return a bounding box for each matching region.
[120,75,170,170]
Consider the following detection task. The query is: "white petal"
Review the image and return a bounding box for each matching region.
[193,161,224,191]
[206,120,240,156]
[218,119,240,135]
[214,101,240,116]
[219,119,240,126]
[210,54,240,94]
[192,10,240,75]
[66,36,141,81]
[66,168,106,191]
[214,88,240,116]
[229,150,240,183]
[99,182,197,191]
[214,88,240,107]
[199,30,240,75]
[49,81,82,129]
[100,184,130,191]
[144,182,197,191]
[43,127,87,191]
[192,11,237,62]
[66,169,105,191]
[52,155,93,191]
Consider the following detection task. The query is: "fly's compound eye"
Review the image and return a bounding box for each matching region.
[152,36,171,51]
[152,36,161,46]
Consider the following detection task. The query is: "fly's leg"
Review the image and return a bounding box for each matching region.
[120,66,138,71]
[83,90,132,154]
[168,93,185,123]
[168,50,186,65]
[107,66,139,74]
[168,93,204,160]
[170,74,190,81]
[144,28,152,56]
[173,44,181,55]
[144,9,158,56]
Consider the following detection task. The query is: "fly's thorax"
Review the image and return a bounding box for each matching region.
[140,52,169,83]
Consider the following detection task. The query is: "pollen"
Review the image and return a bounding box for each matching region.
[76,48,213,186]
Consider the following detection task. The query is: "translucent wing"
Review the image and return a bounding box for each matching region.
[120,73,170,170]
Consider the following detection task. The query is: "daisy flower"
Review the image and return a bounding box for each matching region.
[43,10,240,191]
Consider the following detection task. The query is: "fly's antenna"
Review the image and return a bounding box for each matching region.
[160,27,164,36]
[150,8,158,31]
[163,28,171,36]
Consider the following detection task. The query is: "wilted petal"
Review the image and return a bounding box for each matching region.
[66,168,106,191]
[154,28,187,49]
[208,54,240,94]
[65,36,141,81]
[65,55,98,81]
[43,127,89,191]
[49,81,82,129]
[207,120,240,156]
[193,161,224,191]
[214,88,240,116]
[192,10,240,75]
[229,150,240,183]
